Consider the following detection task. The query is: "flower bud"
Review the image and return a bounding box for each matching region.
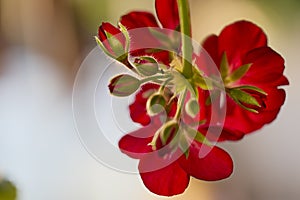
[97,22,128,61]
[108,74,140,97]
[146,93,167,116]
[134,56,159,76]
[185,98,200,118]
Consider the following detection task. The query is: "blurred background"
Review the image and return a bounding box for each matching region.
[0,0,299,199]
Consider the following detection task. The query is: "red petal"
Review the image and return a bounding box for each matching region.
[238,47,289,88]
[218,20,267,70]
[198,125,245,142]
[102,22,120,34]
[247,88,286,125]
[224,88,286,134]
[129,84,159,126]
[119,125,158,159]
[155,0,180,30]
[265,88,286,110]
[202,34,219,67]
[139,153,189,196]
[120,11,159,29]
[129,103,151,126]
[119,12,170,61]
[180,142,233,181]
[217,128,244,141]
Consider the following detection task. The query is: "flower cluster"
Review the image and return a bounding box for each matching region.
[96,0,288,196]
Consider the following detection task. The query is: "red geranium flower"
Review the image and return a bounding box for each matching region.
[200,20,289,136]
[97,0,289,196]
[119,84,233,196]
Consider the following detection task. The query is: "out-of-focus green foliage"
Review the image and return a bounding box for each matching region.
[0,179,17,200]
[72,0,109,32]
[251,0,300,22]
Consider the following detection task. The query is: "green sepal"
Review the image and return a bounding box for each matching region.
[228,88,261,113]
[170,70,196,96]
[220,52,230,79]
[191,65,214,91]
[234,85,267,96]
[106,32,126,57]
[183,149,190,158]
[95,35,127,62]
[118,23,130,52]
[95,36,114,58]
[226,63,252,83]
[185,125,211,146]
[194,76,214,90]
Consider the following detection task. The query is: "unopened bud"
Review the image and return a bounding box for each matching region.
[97,22,128,61]
[146,93,167,116]
[185,98,200,118]
[134,56,159,76]
[108,74,140,97]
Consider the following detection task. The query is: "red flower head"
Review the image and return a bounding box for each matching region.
[200,20,289,137]
[96,0,289,197]
[119,84,233,196]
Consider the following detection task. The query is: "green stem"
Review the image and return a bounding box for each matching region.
[177,0,193,78]
[174,89,188,120]
[140,74,171,84]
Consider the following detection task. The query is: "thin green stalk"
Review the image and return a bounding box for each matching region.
[174,89,188,120]
[177,0,193,78]
[140,74,171,84]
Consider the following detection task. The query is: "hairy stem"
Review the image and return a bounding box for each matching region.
[177,0,193,78]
